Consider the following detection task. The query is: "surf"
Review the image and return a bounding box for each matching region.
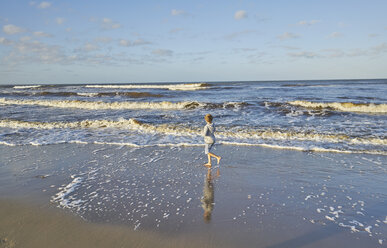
[84,83,209,91]
[288,100,387,114]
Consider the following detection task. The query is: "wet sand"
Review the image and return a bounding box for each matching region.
[0,144,386,247]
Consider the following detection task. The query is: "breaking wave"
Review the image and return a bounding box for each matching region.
[1,118,385,147]
[0,91,163,98]
[13,85,42,89]
[288,101,387,114]
[0,98,246,110]
[84,83,209,91]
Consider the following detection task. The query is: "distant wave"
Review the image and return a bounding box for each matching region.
[0,91,163,98]
[0,98,245,110]
[84,83,209,91]
[288,100,387,114]
[1,118,385,147]
[13,85,42,89]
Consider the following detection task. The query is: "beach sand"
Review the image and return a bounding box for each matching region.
[0,144,386,247]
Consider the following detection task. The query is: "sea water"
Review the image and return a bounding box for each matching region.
[0,79,386,154]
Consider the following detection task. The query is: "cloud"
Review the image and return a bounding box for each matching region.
[171,9,186,16]
[278,32,300,40]
[33,31,52,37]
[119,39,151,47]
[169,28,184,34]
[288,51,321,59]
[94,37,112,44]
[297,20,320,26]
[368,33,379,38]
[101,18,121,30]
[234,10,247,20]
[0,37,13,45]
[20,36,32,42]
[328,32,342,38]
[288,43,387,59]
[282,46,300,50]
[1,39,67,65]
[3,24,25,35]
[56,18,65,25]
[37,1,51,9]
[83,43,99,52]
[223,30,256,40]
[152,49,173,56]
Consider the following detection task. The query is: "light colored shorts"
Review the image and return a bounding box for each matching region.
[205,143,214,154]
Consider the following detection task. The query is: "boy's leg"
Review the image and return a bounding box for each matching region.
[203,144,212,167]
[208,152,221,164]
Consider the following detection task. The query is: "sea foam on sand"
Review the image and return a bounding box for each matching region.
[0,143,386,248]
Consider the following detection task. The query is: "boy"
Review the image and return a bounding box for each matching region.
[203,114,221,167]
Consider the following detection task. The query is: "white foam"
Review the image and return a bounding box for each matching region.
[288,100,387,114]
[84,83,208,91]
[13,85,41,89]
[0,141,16,146]
[0,98,202,110]
[220,141,387,155]
[51,176,83,209]
[77,92,99,97]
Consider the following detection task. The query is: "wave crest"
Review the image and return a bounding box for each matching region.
[288,100,387,114]
[0,98,246,110]
[84,83,209,91]
[1,119,385,146]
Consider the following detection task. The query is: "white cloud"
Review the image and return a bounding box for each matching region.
[328,32,342,38]
[171,9,186,16]
[3,24,25,35]
[297,20,320,26]
[20,36,32,42]
[119,39,131,47]
[37,1,51,9]
[83,43,99,52]
[288,51,320,59]
[29,1,36,6]
[56,18,65,25]
[234,10,247,20]
[0,37,12,45]
[152,49,173,56]
[288,43,387,59]
[133,39,151,46]
[224,30,256,40]
[119,39,151,47]
[278,32,300,40]
[282,46,300,50]
[33,31,52,37]
[94,37,112,44]
[101,18,121,30]
[169,28,184,34]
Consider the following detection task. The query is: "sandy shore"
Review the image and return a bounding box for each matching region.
[0,144,386,247]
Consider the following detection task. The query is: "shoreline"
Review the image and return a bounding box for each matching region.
[0,143,386,247]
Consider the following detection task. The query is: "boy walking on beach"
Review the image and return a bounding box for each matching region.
[203,114,221,167]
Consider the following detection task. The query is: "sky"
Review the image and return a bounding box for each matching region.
[0,0,386,84]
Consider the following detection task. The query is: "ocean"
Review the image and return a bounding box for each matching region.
[0,79,386,155]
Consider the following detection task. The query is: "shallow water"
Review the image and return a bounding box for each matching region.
[0,80,386,154]
[0,144,385,247]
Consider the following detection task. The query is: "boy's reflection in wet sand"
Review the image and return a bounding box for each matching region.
[201,168,220,223]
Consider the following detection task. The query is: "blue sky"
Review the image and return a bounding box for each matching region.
[0,0,386,84]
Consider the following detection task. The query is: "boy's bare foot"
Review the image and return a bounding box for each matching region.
[204,163,212,168]
[216,156,221,164]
